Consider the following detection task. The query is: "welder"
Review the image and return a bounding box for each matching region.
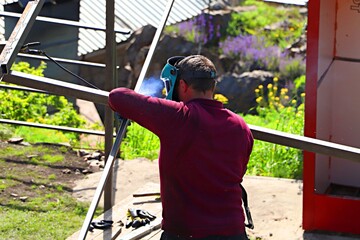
[108,55,253,240]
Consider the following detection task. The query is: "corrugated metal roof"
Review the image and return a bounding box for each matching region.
[1,0,209,56]
[78,0,209,56]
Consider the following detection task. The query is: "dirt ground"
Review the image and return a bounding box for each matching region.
[72,158,303,240]
[72,158,360,240]
[0,141,92,206]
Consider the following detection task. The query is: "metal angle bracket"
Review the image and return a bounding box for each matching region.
[0,0,45,79]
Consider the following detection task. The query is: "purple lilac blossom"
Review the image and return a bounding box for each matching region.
[219,35,281,71]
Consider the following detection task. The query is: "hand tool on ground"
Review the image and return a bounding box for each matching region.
[125,208,156,229]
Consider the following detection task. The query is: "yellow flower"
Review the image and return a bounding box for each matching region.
[301,93,305,97]
[258,85,263,89]
[281,88,288,94]
[273,77,278,82]
[267,84,273,89]
[255,88,260,93]
[256,97,263,103]
[291,99,296,104]
[214,94,228,104]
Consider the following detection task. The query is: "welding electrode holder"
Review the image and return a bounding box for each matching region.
[19,43,43,55]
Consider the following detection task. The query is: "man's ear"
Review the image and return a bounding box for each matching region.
[179,79,189,92]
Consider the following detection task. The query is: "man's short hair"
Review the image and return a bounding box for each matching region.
[175,55,217,93]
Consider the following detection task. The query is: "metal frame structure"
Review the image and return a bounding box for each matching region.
[1,0,360,239]
[0,0,44,76]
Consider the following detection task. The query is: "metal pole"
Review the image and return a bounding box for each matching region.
[3,71,109,104]
[104,0,117,212]
[0,118,115,137]
[77,0,176,239]
[17,53,110,68]
[249,124,360,163]
[0,0,45,77]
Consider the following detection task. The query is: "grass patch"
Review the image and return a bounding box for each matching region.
[0,195,101,240]
[120,122,160,160]
[42,154,64,164]
[0,143,99,239]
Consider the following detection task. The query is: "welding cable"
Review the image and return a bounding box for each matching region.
[26,48,100,90]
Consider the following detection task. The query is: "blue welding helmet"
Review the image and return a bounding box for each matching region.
[160,56,185,100]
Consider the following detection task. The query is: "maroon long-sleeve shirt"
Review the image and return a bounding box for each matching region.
[108,88,253,238]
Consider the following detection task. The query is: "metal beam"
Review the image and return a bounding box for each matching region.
[0,83,48,94]
[0,0,45,76]
[2,70,108,104]
[2,73,359,164]
[2,113,358,165]
[0,118,117,137]
[250,124,360,163]
[17,53,109,68]
[0,10,131,34]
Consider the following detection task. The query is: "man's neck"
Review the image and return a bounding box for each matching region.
[183,89,213,102]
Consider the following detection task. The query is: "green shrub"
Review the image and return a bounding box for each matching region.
[0,61,86,143]
[120,122,160,160]
[227,1,306,49]
[1,61,85,128]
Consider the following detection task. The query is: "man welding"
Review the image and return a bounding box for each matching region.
[108,55,253,240]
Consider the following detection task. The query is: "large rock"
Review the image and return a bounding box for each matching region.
[216,70,274,114]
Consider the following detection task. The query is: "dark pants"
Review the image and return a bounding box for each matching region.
[160,231,249,240]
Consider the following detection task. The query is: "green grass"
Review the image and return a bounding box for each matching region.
[0,179,17,191]
[0,144,102,239]
[42,154,64,164]
[0,195,95,240]
[120,122,160,160]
